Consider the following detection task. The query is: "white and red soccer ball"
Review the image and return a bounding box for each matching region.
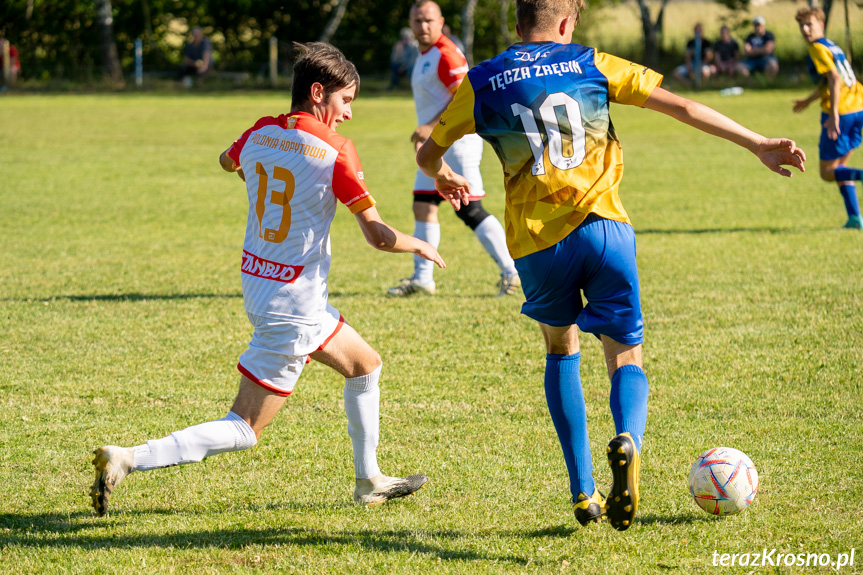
[689,447,759,516]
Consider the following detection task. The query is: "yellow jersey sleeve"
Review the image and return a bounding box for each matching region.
[809,43,836,76]
[594,52,663,107]
[431,76,477,148]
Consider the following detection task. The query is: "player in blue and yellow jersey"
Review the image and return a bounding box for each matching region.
[418,0,805,531]
[793,7,863,229]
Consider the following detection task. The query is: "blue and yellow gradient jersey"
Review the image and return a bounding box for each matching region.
[431,42,662,259]
[807,38,863,115]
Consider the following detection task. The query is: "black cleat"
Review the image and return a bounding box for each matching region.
[605,432,640,531]
[573,488,606,526]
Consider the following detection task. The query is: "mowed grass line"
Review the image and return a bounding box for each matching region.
[1,92,861,574]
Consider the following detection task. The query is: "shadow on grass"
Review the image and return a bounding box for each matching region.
[511,512,714,538]
[0,511,530,565]
[3,292,242,303]
[637,226,817,235]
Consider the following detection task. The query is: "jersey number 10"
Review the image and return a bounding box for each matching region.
[255,162,295,243]
[511,92,587,176]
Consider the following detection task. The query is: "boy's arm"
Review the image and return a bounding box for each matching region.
[643,86,806,177]
[219,148,246,181]
[416,138,472,210]
[792,88,820,113]
[354,205,445,268]
[823,69,842,140]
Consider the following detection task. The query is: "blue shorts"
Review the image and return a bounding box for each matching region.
[820,110,863,161]
[513,214,644,345]
[743,55,777,73]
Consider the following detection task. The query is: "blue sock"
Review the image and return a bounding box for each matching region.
[838,183,860,217]
[834,166,863,182]
[609,365,649,453]
[544,353,594,500]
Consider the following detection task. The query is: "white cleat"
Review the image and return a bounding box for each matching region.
[496,273,522,297]
[90,446,134,516]
[354,473,428,506]
[386,278,436,297]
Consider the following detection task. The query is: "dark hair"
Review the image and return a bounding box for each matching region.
[291,42,360,109]
[516,0,585,30]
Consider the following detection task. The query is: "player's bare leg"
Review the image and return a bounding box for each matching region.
[90,377,274,516]
[601,337,646,531]
[311,323,428,505]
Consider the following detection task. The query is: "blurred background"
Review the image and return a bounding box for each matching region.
[0,0,861,91]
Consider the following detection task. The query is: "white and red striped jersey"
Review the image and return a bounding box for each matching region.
[411,34,485,198]
[226,111,375,325]
[411,34,470,125]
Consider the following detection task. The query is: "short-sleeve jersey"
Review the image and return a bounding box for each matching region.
[745,31,775,54]
[412,34,470,124]
[714,39,740,63]
[807,38,863,115]
[184,37,212,61]
[226,111,375,321]
[430,42,662,259]
[685,37,713,60]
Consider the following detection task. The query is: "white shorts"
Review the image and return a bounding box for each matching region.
[414,133,485,199]
[237,305,343,396]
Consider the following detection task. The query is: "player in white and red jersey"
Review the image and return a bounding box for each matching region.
[386,0,521,298]
[90,43,444,516]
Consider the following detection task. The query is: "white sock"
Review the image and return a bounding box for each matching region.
[131,411,257,471]
[474,216,517,276]
[344,364,382,480]
[412,221,440,285]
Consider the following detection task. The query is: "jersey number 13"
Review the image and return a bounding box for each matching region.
[255,162,295,244]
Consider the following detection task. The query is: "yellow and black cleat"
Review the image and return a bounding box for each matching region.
[605,432,640,531]
[573,488,606,526]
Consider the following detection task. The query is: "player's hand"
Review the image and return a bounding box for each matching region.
[416,242,446,269]
[435,173,471,210]
[792,98,811,113]
[822,115,840,141]
[755,138,806,177]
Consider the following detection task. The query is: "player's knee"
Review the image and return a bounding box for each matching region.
[456,201,490,230]
[350,351,382,379]
[820,166,836,181]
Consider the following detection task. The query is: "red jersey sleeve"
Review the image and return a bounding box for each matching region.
[437,38,469,92]
[333,139,375,213]
[226,116,282,166]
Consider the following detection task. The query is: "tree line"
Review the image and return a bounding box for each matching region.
[2,0,845,86]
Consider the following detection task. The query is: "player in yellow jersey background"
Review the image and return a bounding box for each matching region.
[793,7,863,229]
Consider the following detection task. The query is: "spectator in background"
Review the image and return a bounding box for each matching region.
[0,33,21,85]
[389,27,419,89]
[442,24,465,54]
[178,26,212,85]
[712,25,745,78]
[743,16,778,80]
[673,23,713,87]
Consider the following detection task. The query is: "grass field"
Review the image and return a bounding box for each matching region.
[1,91,862,574]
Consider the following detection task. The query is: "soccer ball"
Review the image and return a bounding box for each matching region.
[688,447,758,516]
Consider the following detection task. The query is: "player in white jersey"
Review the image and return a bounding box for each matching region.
[386,0,521,298]
[89,43,443,516]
